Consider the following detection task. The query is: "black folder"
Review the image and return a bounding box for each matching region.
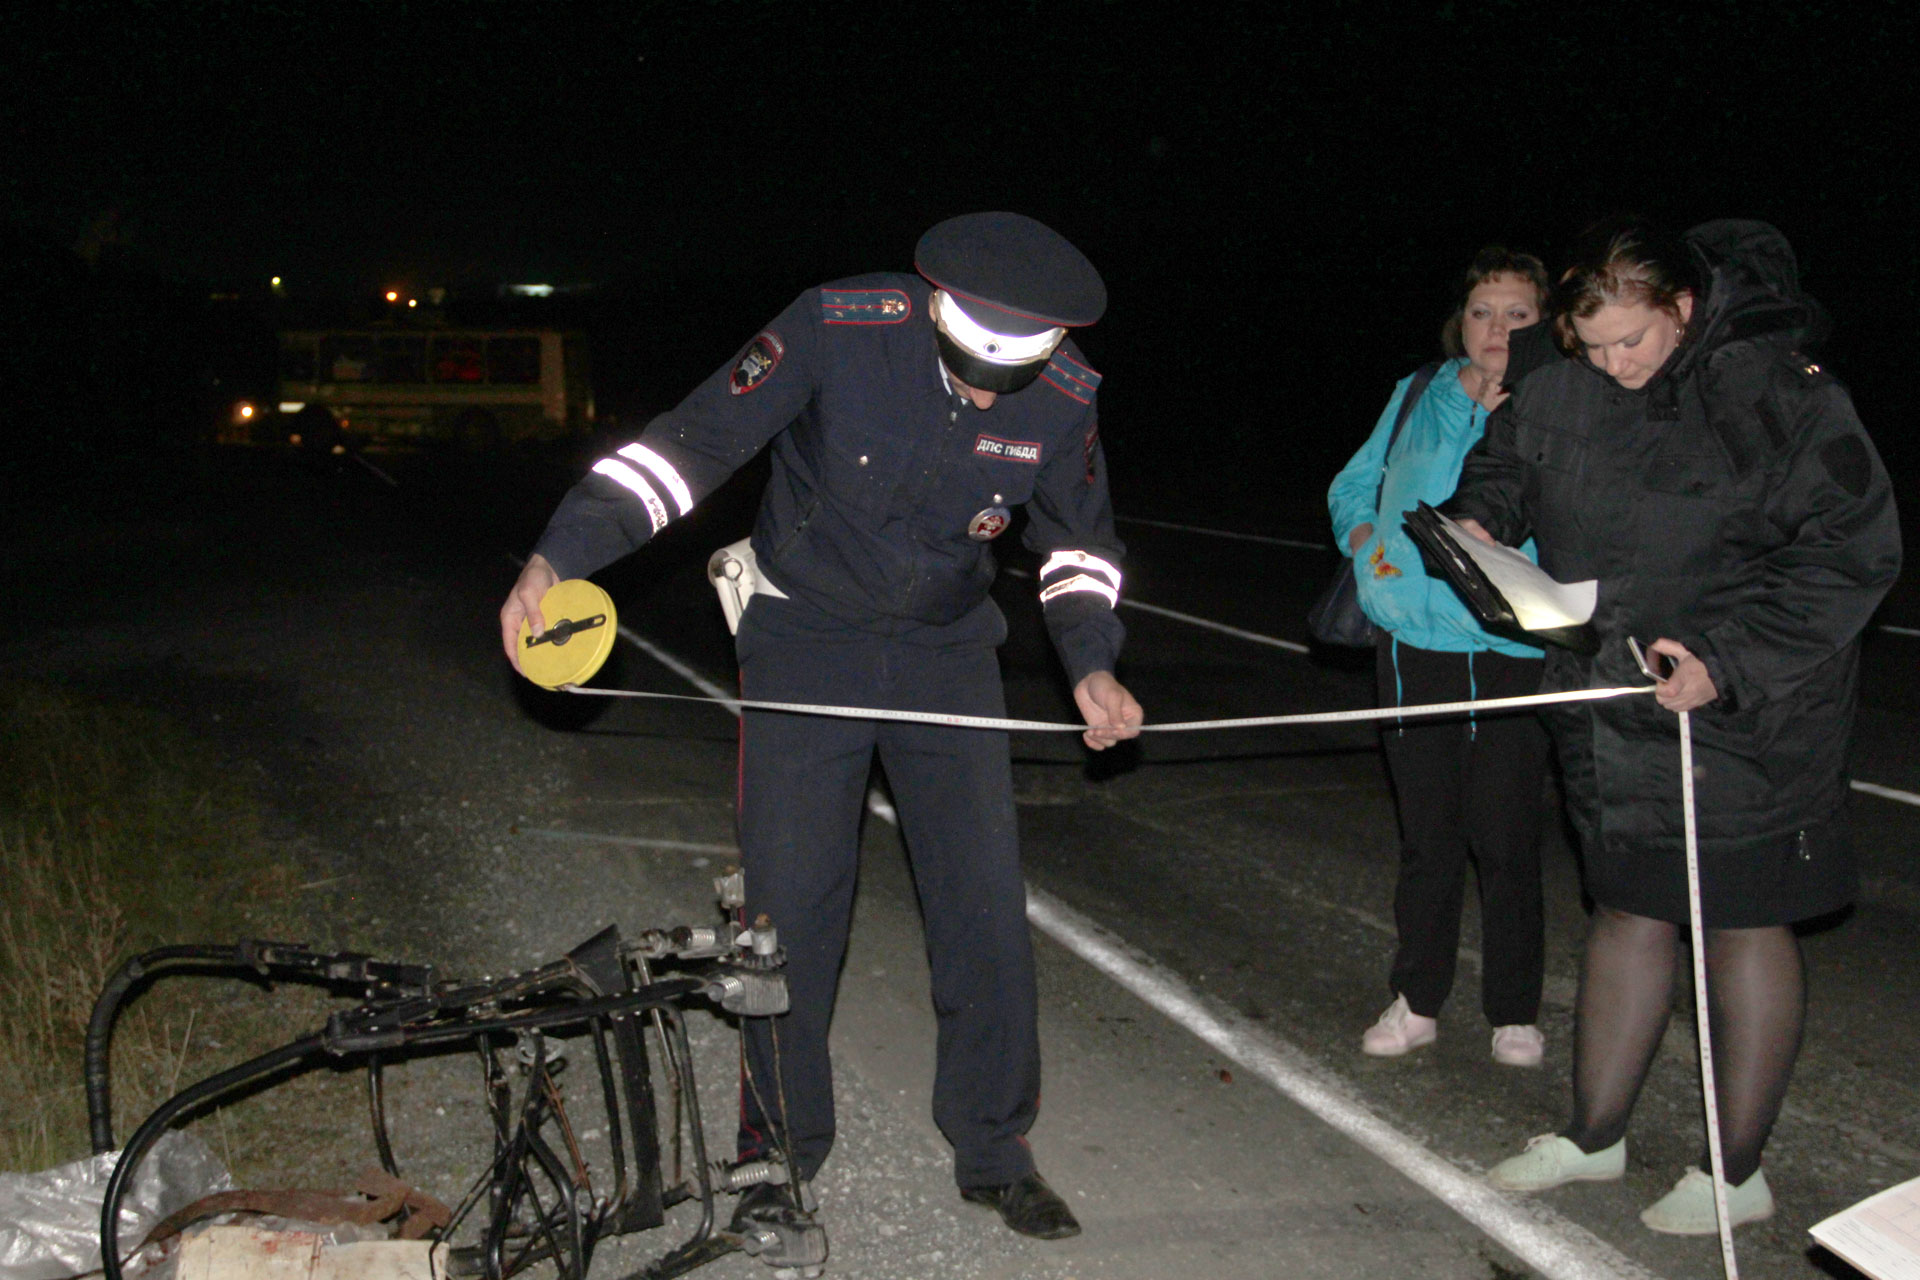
[1402,502,1599,654]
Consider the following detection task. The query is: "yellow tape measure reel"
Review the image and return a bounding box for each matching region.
[517,579,617,690]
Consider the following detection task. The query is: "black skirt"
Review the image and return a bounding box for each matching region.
[1578,809,1856,928]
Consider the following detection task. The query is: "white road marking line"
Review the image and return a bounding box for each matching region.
[606,619,909,827]
[616,623,737,703]
[523,827,737,854]
[351,453,399,487]
[1118,516,1329,551]
[593,619,1654,1278]
[1024,887,1666,1280]
[1851,780,1920,808]
[1879,624,1920,637]
[546,798,1649,1276]
[1120,598,1313,655]
[1003,566,1313,656]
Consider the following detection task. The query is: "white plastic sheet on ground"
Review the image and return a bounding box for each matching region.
[0,1130,233,1280]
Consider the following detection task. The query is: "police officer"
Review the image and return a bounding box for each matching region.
[500,212,1142,1262]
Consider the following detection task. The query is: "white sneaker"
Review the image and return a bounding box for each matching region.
[1491,1024,1545,1067]
[1361,994,1437,1056]
[1487,1134,1626,1191]
[1640,1166,1774,1235]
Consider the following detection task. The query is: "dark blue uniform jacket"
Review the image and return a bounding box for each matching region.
[534,273,1127,684]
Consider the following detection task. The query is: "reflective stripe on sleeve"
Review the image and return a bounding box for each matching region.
[1039,550,1122,594]
[592,459,672,535]
[616,443,695,517]
[1039,573,1119,609]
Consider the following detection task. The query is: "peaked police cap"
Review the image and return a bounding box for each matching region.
[915,212,1106,334]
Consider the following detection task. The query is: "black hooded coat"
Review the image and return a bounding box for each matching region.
[1445,221,1901,926]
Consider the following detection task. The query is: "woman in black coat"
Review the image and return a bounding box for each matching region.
[1446,219,1900,1234]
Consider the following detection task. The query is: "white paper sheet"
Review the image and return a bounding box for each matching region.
[1428,508,1597,633]
[1810,1175,1920,1280]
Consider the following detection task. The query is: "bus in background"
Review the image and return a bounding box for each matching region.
[238,327,594,449]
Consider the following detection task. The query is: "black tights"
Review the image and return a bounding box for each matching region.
[1561,907,1805,1186]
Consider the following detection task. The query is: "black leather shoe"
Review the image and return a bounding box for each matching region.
[960,1171,1081,1239]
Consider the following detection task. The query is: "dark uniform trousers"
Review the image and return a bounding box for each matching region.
[1376,637,1549,1027]
[734,591,1039,1190]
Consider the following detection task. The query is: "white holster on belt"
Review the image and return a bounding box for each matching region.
[708,537,788,635]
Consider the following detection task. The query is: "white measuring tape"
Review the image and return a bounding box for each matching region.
[565,675,1742,1274]
[560,681,1656,731]
[1680,709,1739,1278]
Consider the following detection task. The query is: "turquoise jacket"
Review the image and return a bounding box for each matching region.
[1327,358,1544,657]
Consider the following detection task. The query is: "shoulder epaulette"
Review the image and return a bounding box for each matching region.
[1039,350,1101,404]
[821,289,912,325]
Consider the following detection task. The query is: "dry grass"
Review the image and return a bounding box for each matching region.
[0,680,351,1177]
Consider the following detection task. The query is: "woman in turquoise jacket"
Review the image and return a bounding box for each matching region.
[1327,246,1552,1066]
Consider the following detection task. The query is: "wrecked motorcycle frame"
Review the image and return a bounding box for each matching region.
[85,873,803,1280]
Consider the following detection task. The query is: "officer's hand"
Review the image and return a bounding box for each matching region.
[500,554,560,674]
[1454,517,1499,546]
[1074,671,1143,751]
[1647,638,1719,712]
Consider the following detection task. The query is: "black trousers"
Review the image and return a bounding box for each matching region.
[1376,637,1549,1026]
[733,593,1039,1189]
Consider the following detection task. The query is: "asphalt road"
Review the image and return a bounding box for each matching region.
[16,445,1916,1280]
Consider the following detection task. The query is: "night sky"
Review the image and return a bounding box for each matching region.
[6,1,1915,503]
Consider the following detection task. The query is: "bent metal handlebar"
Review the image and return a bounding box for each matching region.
[90,920,789,1280]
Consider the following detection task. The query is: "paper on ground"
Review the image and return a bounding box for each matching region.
[1809,1174,1920,1280]
[178,1227,448,1280]
[1429,508,1597,632]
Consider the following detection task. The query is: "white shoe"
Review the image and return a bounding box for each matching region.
[1640,1166,1774,1235]
[1361,995,1437,1056]
[1487,1134,1626,1191]
[1491,1024,1545,1067]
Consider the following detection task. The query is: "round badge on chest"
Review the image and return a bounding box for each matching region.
[967,506,1012,541]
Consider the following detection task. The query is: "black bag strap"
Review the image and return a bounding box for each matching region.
[1374,360,1443,509]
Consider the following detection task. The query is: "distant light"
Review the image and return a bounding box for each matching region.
[270,276,282,287]
[407,298,418,308]
[238,403,255,419]
[385,290,400,302]
[278,401,307,414]
[509,283,555,297]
